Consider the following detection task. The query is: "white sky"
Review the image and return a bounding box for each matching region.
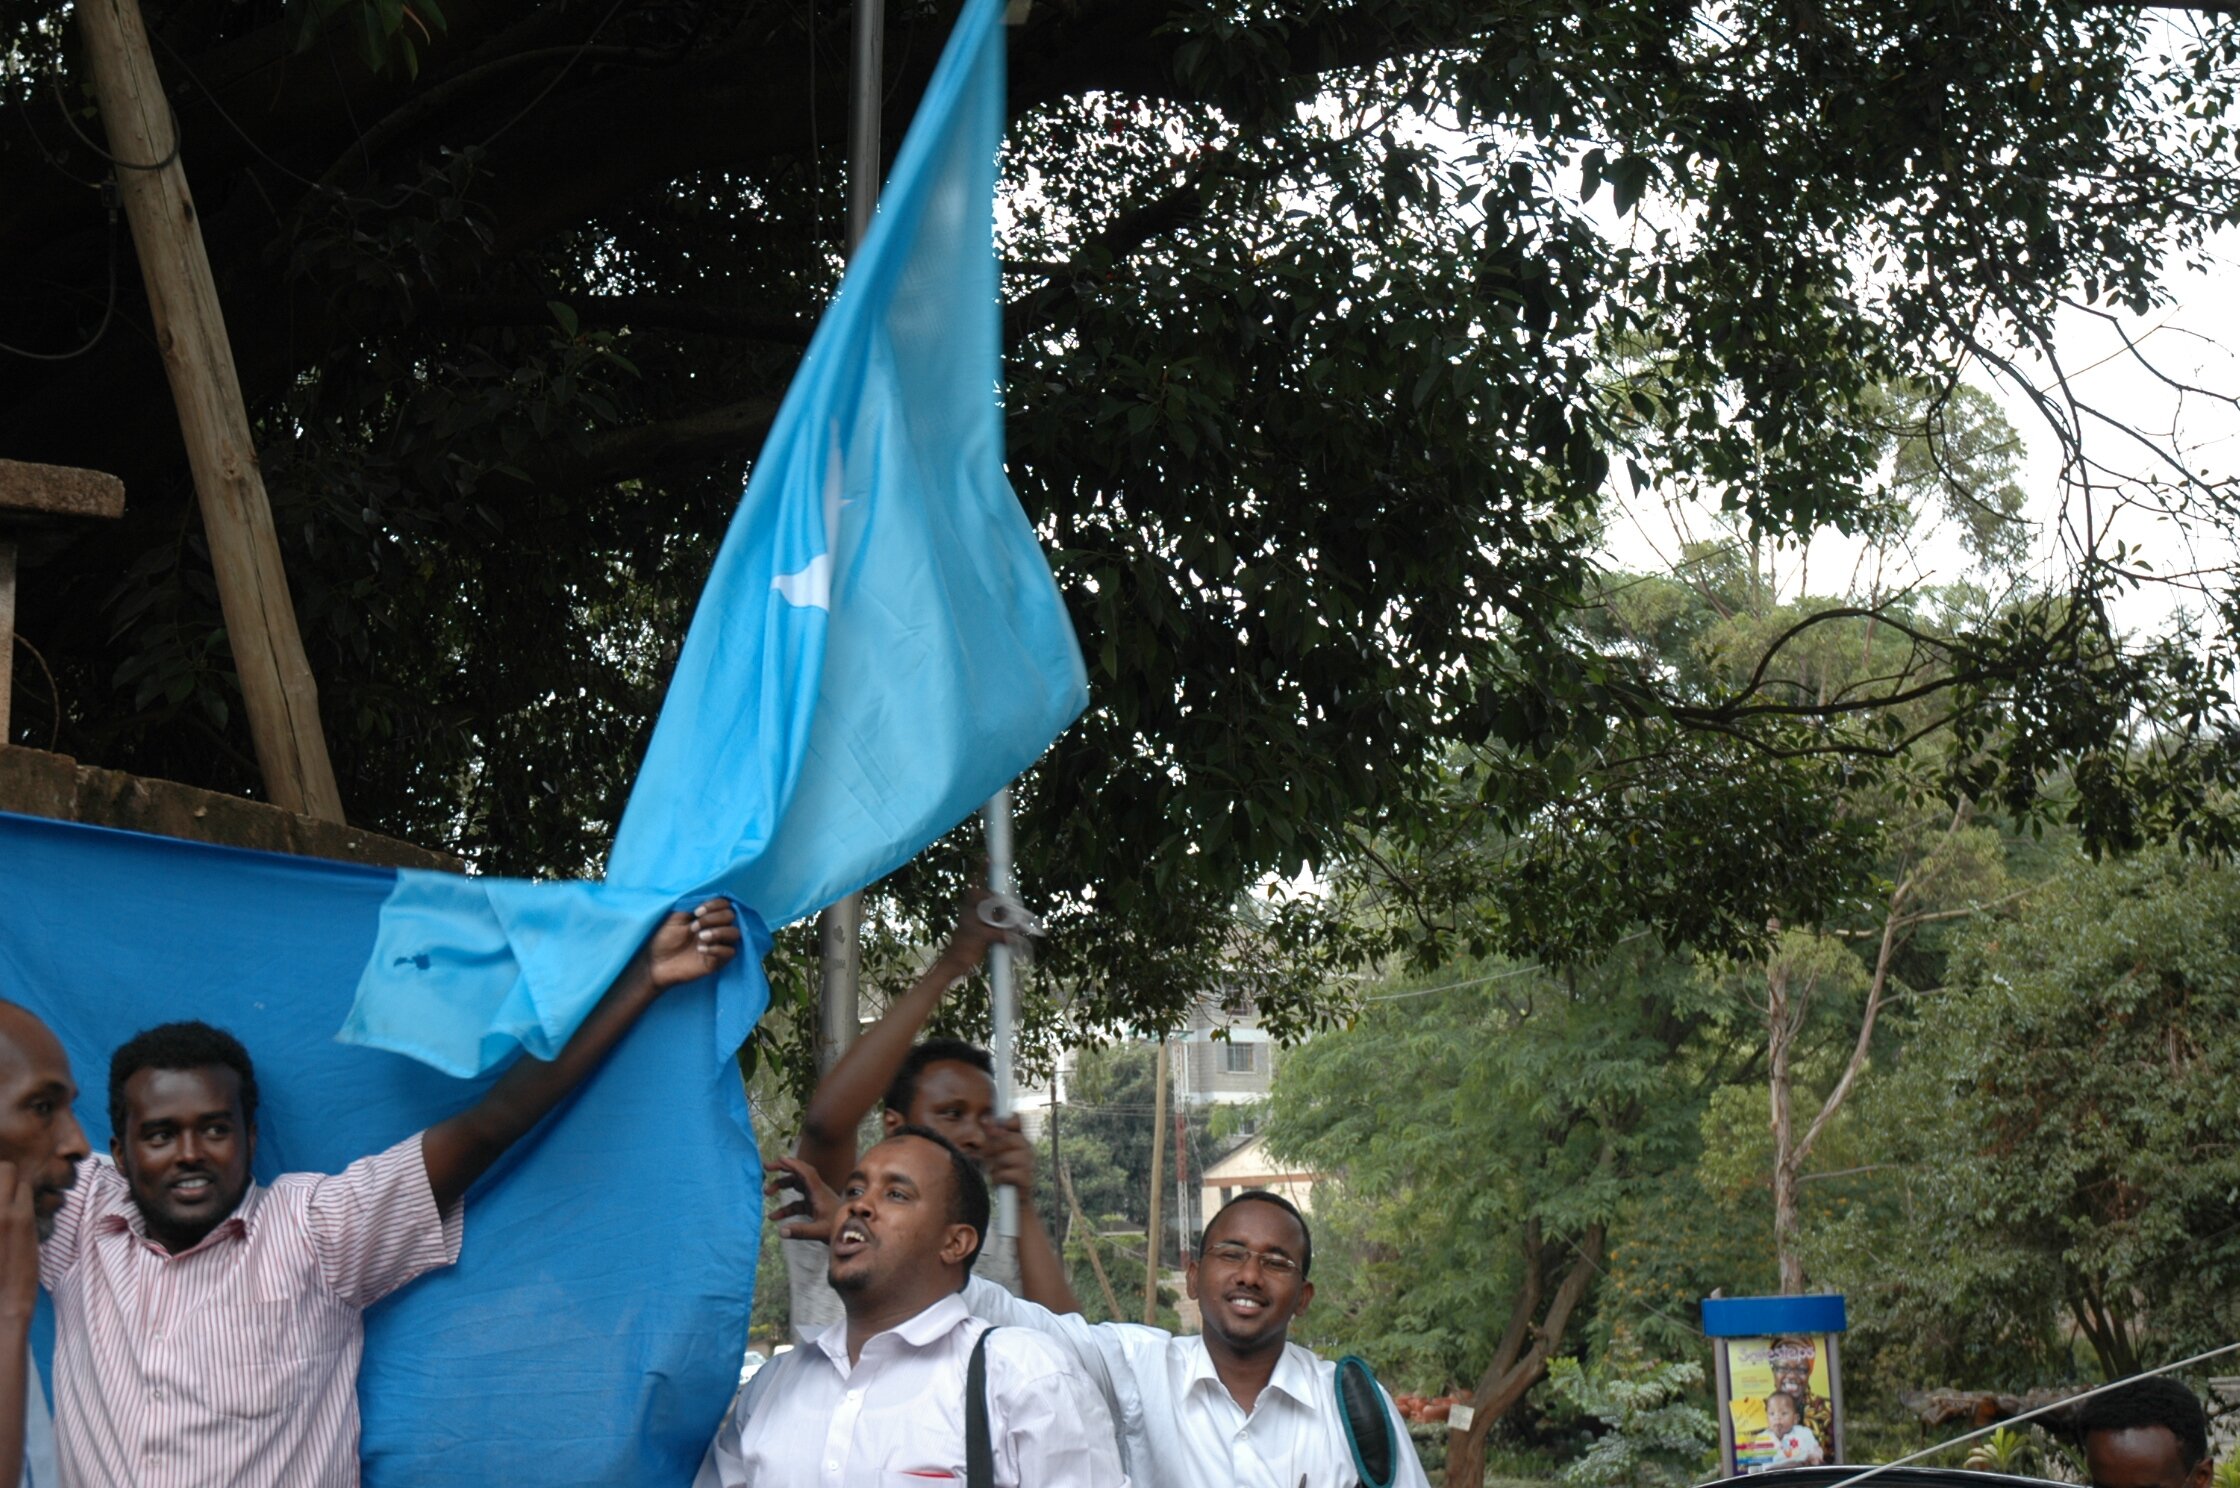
[1598,223,2240,648]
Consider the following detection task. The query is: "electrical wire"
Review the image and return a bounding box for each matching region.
[48,72,179,172]
[1360,930,1657,1002]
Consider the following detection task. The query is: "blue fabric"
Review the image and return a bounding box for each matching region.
[339,0,1081,1079]
[0,810,765,1485]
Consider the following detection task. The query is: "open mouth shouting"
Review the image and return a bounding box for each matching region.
[832,1218,873,1260]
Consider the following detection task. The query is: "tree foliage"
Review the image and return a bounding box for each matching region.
[1827,847,2240,1383]
[3,0,2239,1049]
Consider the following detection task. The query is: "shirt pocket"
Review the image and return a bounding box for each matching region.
[191,1300,331,1420]
[880,1474,960,1485]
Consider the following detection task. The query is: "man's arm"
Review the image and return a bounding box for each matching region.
[794,892,1003,1190]
[992,1331,1132,1487]
[982,1116,1082,1314]
[0,1165,34,1488]
[422,900,741,1209]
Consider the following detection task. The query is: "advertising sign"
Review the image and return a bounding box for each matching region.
[1701,1295,1848,1477]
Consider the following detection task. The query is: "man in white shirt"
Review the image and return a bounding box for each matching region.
[775,894,1074,1343]
[699,1126,1127,1487]
[965,1191,1431,1488]
[0,1001,91,1488]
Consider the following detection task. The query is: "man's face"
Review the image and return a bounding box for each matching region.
[2086,1428,2212,1488]
[1187,1200,1314,1355]
[0,1010,90,1240]
[828,1135,976,1301]
[113,1066,255,1254]
[1767,1395,1799,1435]
[888,1060,995,1161]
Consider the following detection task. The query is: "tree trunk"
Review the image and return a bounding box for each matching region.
[1768,954,1806,1296]
[1444,1222,1605,1488]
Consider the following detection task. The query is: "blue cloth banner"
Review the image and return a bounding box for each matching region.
[342,0,1082,1080]
[0,809,766,1485]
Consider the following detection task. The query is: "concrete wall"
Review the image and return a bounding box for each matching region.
[1180,1033,1278,1103]
[0,746,458,871]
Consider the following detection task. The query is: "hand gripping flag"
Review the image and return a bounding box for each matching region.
[0,0,1082,1478]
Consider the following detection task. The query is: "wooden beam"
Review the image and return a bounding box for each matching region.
[75,0,345,823]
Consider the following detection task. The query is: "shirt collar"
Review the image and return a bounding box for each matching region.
[813,1290,974,1369]
[1181,1335,1320,1414]
[96,1180,263,1254]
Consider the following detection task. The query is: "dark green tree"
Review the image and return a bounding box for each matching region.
[1826,847,2240,1383]
[3,0,2237,1051]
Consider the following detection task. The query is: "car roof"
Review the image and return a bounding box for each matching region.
[1696,1469,2073,1488]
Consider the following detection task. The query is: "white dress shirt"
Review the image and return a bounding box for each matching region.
[695,1290,1128,1488]
[962,1279,1432,1488]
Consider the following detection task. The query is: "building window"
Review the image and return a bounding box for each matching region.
[1220,1186,1234,1206]
[1221,1041,1257,1074]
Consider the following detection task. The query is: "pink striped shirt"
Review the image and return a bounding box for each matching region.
[38,1133,463,1488]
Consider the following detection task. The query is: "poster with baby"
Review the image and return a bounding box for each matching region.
[1724,1334,1833,1474]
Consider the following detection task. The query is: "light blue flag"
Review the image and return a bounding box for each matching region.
[342,0,1084,1078]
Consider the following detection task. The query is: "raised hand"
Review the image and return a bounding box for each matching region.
[648,900,743,990]
[981,1114,1038,1197]
[0,1162,35,1326]
[765,1154,842,1241]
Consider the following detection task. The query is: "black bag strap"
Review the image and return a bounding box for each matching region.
[966,1325,997,1488]
[1335,1354,1398,1488]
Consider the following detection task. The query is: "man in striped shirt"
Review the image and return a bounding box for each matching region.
[39,899,742,1488]
[0,1002,91,1487]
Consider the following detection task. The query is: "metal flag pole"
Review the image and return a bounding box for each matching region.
[984,786,1019,1238]
[815,0,886,1076]
[983,0,1037,1238]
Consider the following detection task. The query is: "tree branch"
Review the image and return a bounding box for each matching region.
[511,395,779,489]
[437,293,814,346]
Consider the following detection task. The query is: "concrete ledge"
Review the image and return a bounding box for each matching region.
[0,460,126,522]
[0,747,460,872]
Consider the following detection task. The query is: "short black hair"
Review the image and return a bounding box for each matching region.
[2074,1377,2209,1469]
[1766,1390,1799,1412]
[1200,1189,1313,1279]
[885,1123,989,1277]
[884,1038,992,1116]
[109,1021,259,1137]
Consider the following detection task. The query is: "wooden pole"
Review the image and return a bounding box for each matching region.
[75,0,345,822]
[1143,1038,1167,1324]
[1058,1160,1122,1320]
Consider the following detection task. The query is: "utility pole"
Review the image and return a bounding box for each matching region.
[75,0,344,822]
[815,0,888,1074]
[1143,1038,1167,1324]
[1049,1072,1065,1252]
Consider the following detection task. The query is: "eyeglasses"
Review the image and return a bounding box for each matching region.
[1204,1242,1301,1276]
